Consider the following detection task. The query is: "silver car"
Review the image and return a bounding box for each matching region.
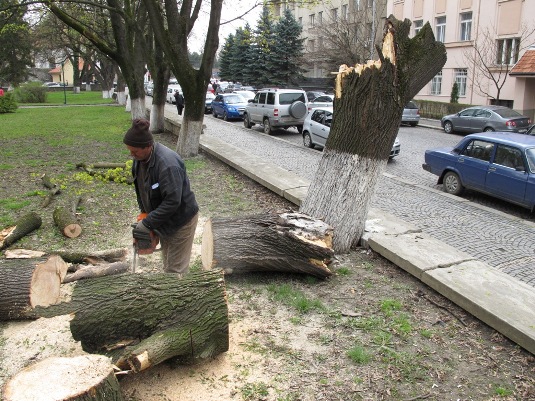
[308,94,334,110]
[302,107,400,158]
[441,105,532,134]
[401,101,420,126]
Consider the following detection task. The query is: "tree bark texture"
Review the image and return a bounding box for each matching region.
[201,212,334,279]
[0,255,68,320]
[53,206,82,238]
[300,16,447,252]
[3,355,123,401]
[52,248,128,264]
[41,174,60,208]
[0,212,42,251]
[63,262,130,283]
[36,270,229,372]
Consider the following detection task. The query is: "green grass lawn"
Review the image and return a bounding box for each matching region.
[26,90,116,106]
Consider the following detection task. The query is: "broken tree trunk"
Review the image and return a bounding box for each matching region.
[53,206,82,238]
[41,173,60,208]
[3,355,122,401]
[0,255,68,320]
[36,270,229,372]
[63,262,130,283]
[300,15,447,252]
[201,212,334,279]
[0,212,42,251]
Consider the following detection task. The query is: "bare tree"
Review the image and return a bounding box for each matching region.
[300,16,446,253]
[464,24,535,103]
[304,0,387,76]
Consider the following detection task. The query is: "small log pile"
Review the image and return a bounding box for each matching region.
[201,212,334,278]
[3,355,122,401]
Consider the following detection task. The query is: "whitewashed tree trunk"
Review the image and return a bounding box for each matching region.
[130,97,146,119]
[177,118,202,157]
[150,103,166,133]
[300,16,447,253]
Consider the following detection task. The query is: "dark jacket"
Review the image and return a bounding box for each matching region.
[132,143,198,237]
[174,92,184,106]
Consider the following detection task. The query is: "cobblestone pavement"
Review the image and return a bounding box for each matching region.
[162,102,535,287]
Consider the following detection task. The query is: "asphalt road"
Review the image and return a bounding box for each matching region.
[157,99,535,287]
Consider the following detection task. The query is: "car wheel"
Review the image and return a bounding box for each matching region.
[244,114,252,129]
[297,125,303,134]
[289,101,307,119]
[443,121,454,134]
[212,109,218,118]
[263,118,273,135]
[223,111,229,121]
[303,132,314,148]
[443,171,464,196]
[484,127,495,132]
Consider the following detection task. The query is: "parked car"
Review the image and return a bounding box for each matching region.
[302,106,401,158]
[243,88,308,134]
[232,90,255,102]
[441,105,532,135]
[240,86,256,92]
[205,91,216,113]
[145,82,154,96]
[308,94,334,110]
[401,101,420,126]
[166,85,182,103]
[306,91,326,102]
[211,93,248,120]
[422,132,535,210]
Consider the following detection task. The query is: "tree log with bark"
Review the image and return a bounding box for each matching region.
[53,206,82,238]
[36,270,229,372]
[3,355,122,401]
[4,247,128,264]
[201,212,334,278]
[0,212,42,251]
[300,16,447,252]
[63,261,130,283]
[0,255,68,320]
[41,173,60,208]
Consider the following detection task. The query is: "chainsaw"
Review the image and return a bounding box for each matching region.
[131,213,160,272]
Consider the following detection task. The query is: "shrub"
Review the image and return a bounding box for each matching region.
[0,92,18,113]
[14,82,47,103]
[450,82,459,104]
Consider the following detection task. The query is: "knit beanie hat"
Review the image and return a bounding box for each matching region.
[123,118,153,147]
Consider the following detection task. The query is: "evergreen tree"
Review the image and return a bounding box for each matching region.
[272,8,305,87]
[218,34,235,82]
[450,82,459,103]
[248,5,276,88]
[229,25,252,84]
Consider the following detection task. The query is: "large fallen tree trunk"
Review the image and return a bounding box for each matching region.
[0,212,42,251]
[201,212,334,279]
[0,255,68,320]
[3,355,122,401]
[4,247,128,264]
[36,270,229,372]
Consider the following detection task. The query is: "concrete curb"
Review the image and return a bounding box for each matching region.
[199,134,535,356]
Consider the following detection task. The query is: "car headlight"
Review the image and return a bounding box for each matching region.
[228,106,237,112]
[394,137,400,146]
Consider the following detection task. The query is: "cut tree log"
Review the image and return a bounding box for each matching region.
[0,212,42,251]
[63,262,130,283]
[201,212,334,279]
[41,173,60,208]
[0,255,68,320]
[53,206,82,238]
[4,248,128,264]
[3,355,123,401]
[36,270,229,372]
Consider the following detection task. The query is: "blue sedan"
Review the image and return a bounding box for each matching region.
[211,93,248,121]
[422,132,535,211]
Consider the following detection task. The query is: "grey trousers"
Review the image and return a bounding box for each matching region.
[160,213,199,275]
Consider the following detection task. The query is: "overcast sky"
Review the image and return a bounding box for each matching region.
[188,0,262,54]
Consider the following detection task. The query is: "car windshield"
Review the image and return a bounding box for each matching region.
[279,93,306,105]
[225,95,246,104]
[495,108,522,118]
[526,148,535,173]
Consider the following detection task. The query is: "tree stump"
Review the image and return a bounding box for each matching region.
[201,212,334,279]
[3,355,123,401]
[0,212,42,251]
[36,270,229,372]
[0,255,68,320]
[53,206,82,238]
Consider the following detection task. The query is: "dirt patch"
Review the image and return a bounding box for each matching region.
[1,132,534,400]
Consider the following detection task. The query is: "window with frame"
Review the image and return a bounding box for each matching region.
[354,0,361,11]
[318,11,322,24]
[318,37,324,49]
[266,93,275,105]
[436,16,446,42]
[367,0,372,7]
[497,38,520,65]
[331,8,338,21]
[309,14,315,26]
[308,39,315,52]
[298,17,302,25]
[342,4,348,20]
[414,20,423,36]
[430,71,442,95]
[460,12,472,41]
[455,68,467,97]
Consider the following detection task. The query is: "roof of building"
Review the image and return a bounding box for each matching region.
[510,48,535,76]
